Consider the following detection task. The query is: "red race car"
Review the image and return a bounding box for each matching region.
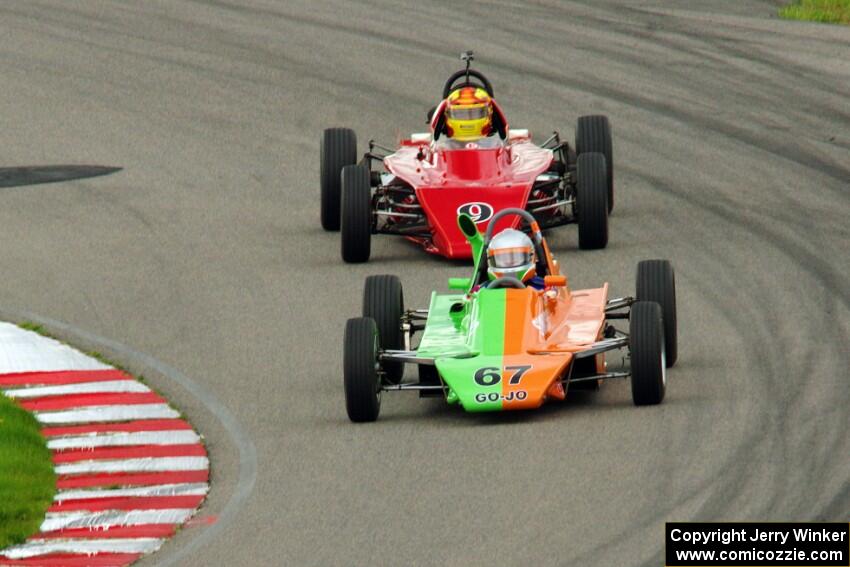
[320,52,614,263]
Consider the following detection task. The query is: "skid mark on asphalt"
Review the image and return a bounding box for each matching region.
[0,166,121,189]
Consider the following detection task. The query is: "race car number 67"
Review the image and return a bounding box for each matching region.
[473,365,532,386]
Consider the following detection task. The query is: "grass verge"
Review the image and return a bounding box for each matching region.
[0,393,55,549]
[779,0,850,23]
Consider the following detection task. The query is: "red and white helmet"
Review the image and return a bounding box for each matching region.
[487,229,536,282]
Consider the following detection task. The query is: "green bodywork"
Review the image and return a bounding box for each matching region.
[413,213,511,412]
[416,289,508,412]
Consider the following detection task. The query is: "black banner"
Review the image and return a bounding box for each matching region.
[666,523,849,566]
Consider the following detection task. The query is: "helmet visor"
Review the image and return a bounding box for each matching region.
[489,246,533,269]
[447,105,488,121]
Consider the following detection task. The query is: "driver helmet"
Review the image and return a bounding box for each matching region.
[487,228,536,282]
[445,86,493,142]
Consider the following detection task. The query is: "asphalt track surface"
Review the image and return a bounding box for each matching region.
[1,2,848,566]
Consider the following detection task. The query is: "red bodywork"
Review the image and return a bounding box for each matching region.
[384,136,554,259]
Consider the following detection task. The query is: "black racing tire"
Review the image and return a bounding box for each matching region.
[320,127,357,231]
[576,115,613,213]
[636,260,678,367]
[630,301,666,406]
[576,152,609,250]
[363,275,404,384]
[340,164,372,263]
[344,317,381,422]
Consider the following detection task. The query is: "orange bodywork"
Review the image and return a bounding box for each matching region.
[418,217,612,413]
[500,280,609,410]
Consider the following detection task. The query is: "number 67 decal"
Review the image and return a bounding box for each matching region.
[473,365,532,386]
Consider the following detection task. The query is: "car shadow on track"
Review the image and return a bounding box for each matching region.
[0,165,122,188]
[357,390,638,427]
[317,370,700,427]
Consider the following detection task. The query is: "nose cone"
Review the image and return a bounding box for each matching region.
[437,355,503,412]
[437,353,572,412]
[434,289,573,412]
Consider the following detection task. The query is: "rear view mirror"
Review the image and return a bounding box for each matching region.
[544,275,567,287]
[448,277,471,290]
[426,105,437,123]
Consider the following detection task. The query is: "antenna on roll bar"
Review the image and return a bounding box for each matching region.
[461,50,474,83]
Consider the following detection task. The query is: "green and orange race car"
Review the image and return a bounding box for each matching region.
[343,209,677,422]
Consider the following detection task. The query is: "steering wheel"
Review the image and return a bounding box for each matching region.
[485,208,540,243]
[442,69,494,99]
[486,277,526,290]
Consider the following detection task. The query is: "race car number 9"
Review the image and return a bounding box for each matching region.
[473,365,532,386]
[457,202,494,224]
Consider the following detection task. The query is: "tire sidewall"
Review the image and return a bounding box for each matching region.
[343,317,381,422]
[340,164,372,263]
[636,260,678,367]
[576,152,609,250]
[630,301,666,405]
[363,275,404,384]
[575,115,613,213]
[320,128,356,231]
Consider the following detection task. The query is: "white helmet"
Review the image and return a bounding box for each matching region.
[487,228,536,282]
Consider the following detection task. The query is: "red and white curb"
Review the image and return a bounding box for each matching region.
[0,323,209,567]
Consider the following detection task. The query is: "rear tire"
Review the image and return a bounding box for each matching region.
[576,152,609,250]
[630,301,666,406]
[576,115,613,213]
[320,128,357,231]
[341,164,372,263]
[344,317,381,422]
[636,260,678,367]
[363,275,404,384]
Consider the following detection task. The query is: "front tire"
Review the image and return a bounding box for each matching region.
[320,128,357,231]
[344,317,381,422]
[576,115,613,213]
[636,260,678,367]
[340,164,372,263]
[363,275,404,384]
[576,152,609,250]
[630,301,666,406]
